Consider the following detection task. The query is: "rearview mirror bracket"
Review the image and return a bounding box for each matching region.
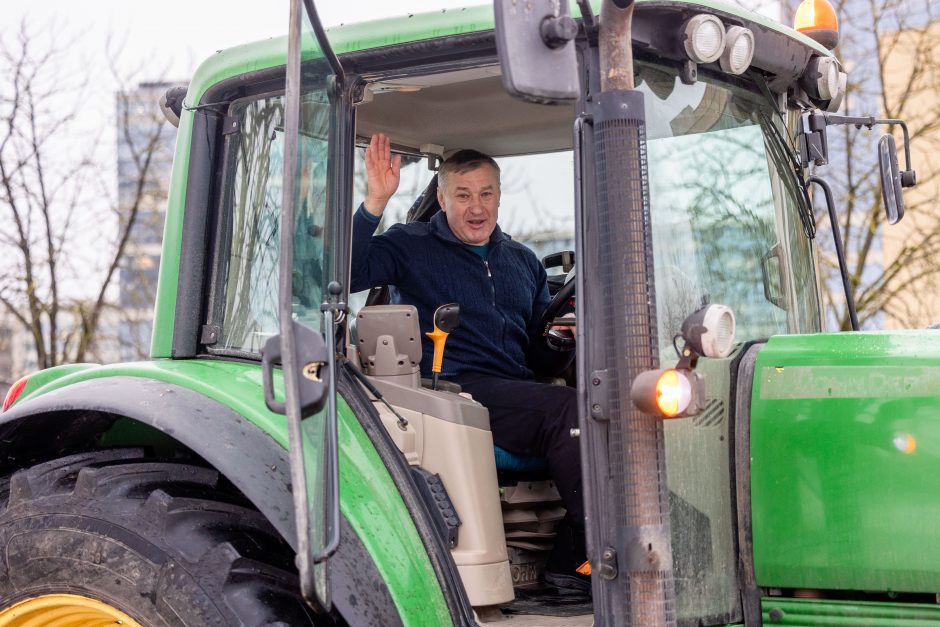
[798,111,916,225]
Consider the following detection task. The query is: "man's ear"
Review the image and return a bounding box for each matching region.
[436,188,446,212]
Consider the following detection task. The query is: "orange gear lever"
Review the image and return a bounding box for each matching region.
[426,303,460,390]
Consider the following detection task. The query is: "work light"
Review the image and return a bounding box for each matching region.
[631,368,704,418]
[805,56,840,100]
[720,26,755,75]
[683,14,725,64]
[630,305,737,418]
[681,304,736,359]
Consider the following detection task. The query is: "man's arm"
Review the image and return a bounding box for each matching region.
[363,132,400,216]
[350,133,404,292]
[526,262,575,376]
[350,205,406,291]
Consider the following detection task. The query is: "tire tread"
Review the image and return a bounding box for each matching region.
[0,448,323,626]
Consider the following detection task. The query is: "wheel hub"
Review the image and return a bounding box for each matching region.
[0,593,144,626]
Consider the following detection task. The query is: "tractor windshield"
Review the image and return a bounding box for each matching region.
[637,62,821,364]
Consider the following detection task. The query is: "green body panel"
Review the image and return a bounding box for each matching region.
[10,363,97,407]
[761,597,940,625]
[150,0,831,355]
[17,361,451,625]
[749,331,940,592]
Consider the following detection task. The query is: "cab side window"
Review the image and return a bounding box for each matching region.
[213,94,331,354]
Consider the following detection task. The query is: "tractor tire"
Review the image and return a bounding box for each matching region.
[0,448,331,626]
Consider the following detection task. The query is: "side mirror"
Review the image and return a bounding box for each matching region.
[493,0,580,104]
[878,134,905,225]
[159,85,188,128]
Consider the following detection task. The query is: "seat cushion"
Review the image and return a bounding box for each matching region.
[493,446,548,473]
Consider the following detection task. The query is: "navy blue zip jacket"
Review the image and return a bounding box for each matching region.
[351,205,569,379]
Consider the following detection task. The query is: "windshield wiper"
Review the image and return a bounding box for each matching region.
[753,75,816,239]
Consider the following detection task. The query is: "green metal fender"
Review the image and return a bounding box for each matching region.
[0,360,461,626]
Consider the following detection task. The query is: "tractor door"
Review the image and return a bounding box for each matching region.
[273,0,353,612]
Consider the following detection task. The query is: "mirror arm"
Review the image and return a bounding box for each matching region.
[808,176,860,331]
[811,113,916,186]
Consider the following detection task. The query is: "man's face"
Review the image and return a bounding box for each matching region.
[437,165,500,246]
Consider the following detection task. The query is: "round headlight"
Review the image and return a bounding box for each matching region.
[680,304,737,358]
[630,367,704,418]
[720,26,755,75]
[802,56,845,105]
[655,369,693,417]
[683,14,726,64]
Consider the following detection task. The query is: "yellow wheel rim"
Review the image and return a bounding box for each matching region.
[0,593,144,626]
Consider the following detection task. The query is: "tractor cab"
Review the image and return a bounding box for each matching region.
[176,0,921,620]
[250,2,838,621]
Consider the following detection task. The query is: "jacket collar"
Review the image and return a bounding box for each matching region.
[429,210,509,246]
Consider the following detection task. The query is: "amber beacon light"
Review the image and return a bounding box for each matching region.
[794,0,840,50]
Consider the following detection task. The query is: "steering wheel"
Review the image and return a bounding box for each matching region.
[538,271,576,351]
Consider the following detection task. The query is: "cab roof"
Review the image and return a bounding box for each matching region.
[185,0,833,107]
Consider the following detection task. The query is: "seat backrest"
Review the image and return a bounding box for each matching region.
[406,174,441,223]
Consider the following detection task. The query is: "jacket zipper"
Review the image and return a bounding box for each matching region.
[483,260,495,304]
[484,257,513,373]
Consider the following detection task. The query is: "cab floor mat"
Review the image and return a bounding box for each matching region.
[500,587,593,617]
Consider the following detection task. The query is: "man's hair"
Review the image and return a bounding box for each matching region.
[437,149,501,192]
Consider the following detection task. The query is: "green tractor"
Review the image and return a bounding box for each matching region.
[0,0,934,625]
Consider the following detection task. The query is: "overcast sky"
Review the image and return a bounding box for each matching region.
[1,0,784,185]
[5,1,481,83]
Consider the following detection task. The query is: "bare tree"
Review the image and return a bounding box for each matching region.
[0,20,172,371]
[809,0,940,330]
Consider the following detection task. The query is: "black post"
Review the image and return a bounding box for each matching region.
[585,1,677,624]
[808,176,860,330]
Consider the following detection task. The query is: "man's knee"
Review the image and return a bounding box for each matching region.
[538,383,578,428]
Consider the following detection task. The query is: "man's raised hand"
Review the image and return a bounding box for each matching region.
[363,133,401,217]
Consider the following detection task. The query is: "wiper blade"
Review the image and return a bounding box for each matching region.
[754,75,816,239]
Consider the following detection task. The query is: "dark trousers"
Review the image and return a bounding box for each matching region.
[451,372,583,523]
